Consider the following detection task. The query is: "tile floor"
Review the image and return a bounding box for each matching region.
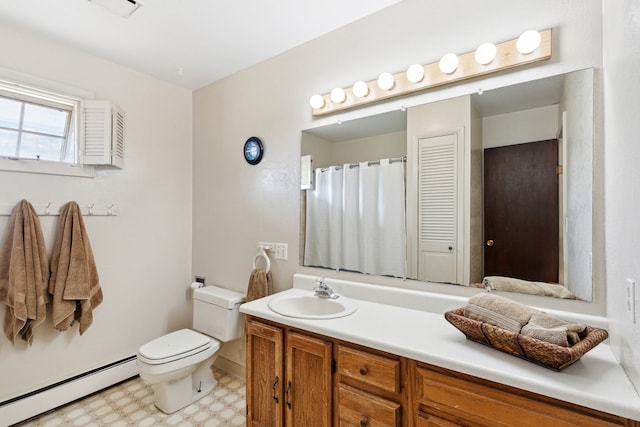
[14,369,246,427]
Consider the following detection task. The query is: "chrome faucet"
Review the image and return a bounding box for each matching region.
[313,276,339,299]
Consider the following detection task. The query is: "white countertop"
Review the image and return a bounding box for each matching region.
[240,274,640,421]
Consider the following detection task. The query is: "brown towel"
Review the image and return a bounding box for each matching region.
[464,293,539,333]
[0,200,49,344]
[246,268,272,302]
[521,312,588,347]
[49,201,102,335]
[482,276,577,299]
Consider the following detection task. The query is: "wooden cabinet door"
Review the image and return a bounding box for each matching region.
[285,331,332,427]
[246,320,284,427]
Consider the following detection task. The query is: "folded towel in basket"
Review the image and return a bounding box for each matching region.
[464,292,539,333]
[521,312,587,347]
[464,293,589,346]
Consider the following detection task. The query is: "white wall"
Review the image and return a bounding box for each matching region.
[193,0,604,371]
[482,105,560,149]
[302,131,406,170]
[563,70,595,301]
[603,0,640,394]
[0,23,193,402]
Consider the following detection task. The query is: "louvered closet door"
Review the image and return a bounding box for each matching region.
[418,133,458,284]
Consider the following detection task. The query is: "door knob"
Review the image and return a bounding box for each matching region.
[486,239,495,247]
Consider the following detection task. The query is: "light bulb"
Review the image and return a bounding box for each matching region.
[377,72,395,90]
[439,53,459,74]
[330,87,346,103]
[352,81,369,98]
[517,30,541,54]
[475,42,497,65]
[309,94,325,109]
[406,64,425,83]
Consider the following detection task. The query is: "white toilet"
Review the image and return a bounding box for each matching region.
[136,285,246,413]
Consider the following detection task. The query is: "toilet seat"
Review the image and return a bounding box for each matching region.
[137,329,219,365]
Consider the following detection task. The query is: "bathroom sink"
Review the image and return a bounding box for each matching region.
[267,292,357,319]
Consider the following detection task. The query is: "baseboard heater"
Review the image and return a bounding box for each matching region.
[0,356,138,427]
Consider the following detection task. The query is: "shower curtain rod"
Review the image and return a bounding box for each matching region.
[321,156,406,172]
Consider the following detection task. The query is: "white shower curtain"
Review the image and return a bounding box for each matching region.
[304,159,406,278]
[304,166,343,269]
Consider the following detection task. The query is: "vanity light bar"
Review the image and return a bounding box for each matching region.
[310,29,552,117]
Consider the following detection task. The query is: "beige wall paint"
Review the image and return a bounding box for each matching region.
[0,23,193,401]
[482,105,560,149]
[330,131,406,166]
[193,0,604,371]
[603,0,640,394]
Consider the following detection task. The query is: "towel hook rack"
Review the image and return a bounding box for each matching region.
[45,201,52,215]
[253,246,271,274]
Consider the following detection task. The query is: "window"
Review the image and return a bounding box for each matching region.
[0,73,95,177]
[0,71,123,176]
[0,95,75,163]
[0,81,80,163]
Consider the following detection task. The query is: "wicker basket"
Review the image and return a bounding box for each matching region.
[444,307,609,371]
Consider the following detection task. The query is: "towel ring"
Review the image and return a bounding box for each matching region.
[253,248,271,274]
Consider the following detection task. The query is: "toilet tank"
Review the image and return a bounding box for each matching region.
[192,286,246,341]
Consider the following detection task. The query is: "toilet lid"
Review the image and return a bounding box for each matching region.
[138,329,217,365]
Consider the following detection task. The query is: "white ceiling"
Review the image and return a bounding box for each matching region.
[0,0,402,90]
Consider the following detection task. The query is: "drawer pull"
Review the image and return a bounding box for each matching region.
[360,416,370,426]
[285,380,292,409]
[359,367,368,375]
[271,376,279,404]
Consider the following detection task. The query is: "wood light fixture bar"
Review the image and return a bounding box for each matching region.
[310,29,552,117]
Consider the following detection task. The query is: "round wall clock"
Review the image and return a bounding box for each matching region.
[244,136,264,165]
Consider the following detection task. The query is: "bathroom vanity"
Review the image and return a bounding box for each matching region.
[240,275,640,426]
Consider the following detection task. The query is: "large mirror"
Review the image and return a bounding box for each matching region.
[300,68,594,302]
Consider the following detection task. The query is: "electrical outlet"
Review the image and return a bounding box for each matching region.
[625,278,636,323]
[275,243,288,260]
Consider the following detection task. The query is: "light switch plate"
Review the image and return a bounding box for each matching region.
[275,243,288,260]
[625,278,636,323]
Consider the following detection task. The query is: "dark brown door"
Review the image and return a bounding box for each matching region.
[483,139,559,283]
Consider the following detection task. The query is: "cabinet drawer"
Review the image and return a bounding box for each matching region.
[416,411,461,427]
[338,383,401,427]
[337,345,400,393]
[415,365,627,427]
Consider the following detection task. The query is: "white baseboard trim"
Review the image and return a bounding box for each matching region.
[0,356,138,427]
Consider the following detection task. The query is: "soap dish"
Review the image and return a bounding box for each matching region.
[444,307,609,371]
